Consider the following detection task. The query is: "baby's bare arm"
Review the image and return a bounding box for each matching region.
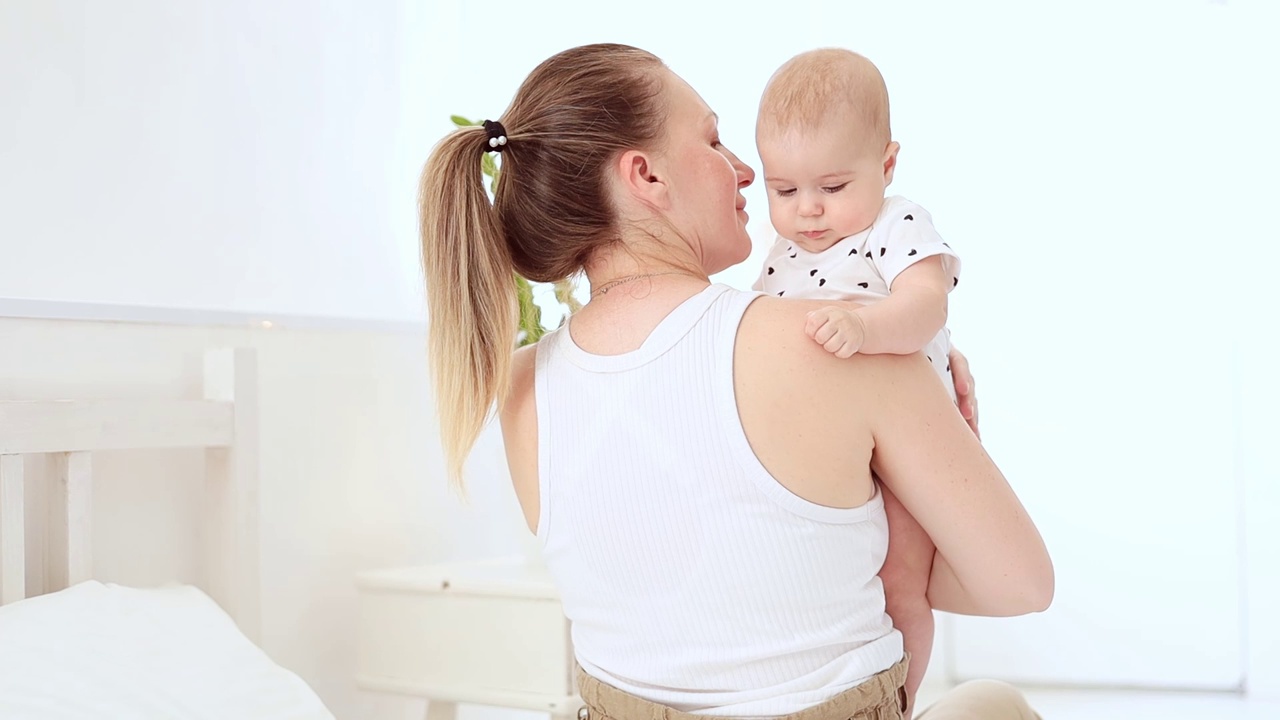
[854,256,951,355]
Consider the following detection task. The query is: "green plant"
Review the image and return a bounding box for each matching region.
[451,115,581,346]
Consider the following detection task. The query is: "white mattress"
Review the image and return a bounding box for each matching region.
[0,581,334,719]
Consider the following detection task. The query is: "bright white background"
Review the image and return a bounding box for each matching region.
[2,0,1277,705]
[0,1,426,322]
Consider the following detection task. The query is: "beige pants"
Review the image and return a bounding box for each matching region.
[574,656,1041,720]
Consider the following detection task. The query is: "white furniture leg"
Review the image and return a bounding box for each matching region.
[203,348,261,643]
[0,454,25,605]
[47,451,93,591]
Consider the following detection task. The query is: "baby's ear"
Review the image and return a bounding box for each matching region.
[882,141,901,186]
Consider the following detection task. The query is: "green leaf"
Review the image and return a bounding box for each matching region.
[450,114,475,127]
[553,278,582,313]
[481,153,497,179]
[515,274,544,347]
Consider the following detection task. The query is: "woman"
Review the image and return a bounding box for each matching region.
[420,43,1052,720]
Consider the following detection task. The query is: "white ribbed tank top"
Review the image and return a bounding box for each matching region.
[534,284,902,717]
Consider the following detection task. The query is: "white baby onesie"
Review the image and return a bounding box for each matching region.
[753,195,961,400]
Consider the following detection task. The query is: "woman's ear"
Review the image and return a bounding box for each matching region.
[616,150,670,209]
[882,141,901,187]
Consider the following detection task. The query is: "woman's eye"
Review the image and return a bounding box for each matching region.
[822,183,849,194]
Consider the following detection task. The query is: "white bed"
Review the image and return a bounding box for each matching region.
[0,349,334,719]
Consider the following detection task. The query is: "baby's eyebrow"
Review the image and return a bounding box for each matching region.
[763,171,855,183]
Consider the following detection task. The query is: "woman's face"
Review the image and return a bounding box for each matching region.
[655,71,756,275]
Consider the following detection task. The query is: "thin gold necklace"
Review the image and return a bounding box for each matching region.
[590,271,686,297]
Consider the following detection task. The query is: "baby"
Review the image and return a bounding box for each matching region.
[752,48,960,711]
[752,48,960,401]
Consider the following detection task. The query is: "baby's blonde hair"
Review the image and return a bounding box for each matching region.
[758,48,891,152]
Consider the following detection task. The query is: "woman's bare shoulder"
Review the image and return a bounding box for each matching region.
[739,296,888,369]
[501,342,540,532]
[503,343,538,422]
[737,293,947,420]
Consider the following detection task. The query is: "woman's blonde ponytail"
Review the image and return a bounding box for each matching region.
[419,126,517,489]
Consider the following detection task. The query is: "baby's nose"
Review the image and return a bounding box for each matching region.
[799,197,823,216]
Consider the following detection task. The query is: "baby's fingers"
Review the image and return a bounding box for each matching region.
[832,339,857,359]
[823,334,856,358]
[805,309,837,341]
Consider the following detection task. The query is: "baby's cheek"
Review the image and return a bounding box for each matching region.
[766,200,788,234]
[849,197,882,234]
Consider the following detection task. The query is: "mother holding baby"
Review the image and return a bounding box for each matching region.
[419,43,1052,720]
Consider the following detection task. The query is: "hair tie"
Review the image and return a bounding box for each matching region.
[482,119,508,152]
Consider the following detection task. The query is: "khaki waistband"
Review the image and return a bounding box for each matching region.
[574,655,910,720]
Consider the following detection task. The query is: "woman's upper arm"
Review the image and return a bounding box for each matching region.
[866,353,1053,615]
[499,344,540,533]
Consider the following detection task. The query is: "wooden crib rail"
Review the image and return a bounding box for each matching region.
[0,348,260,641]
[0,399,234,454]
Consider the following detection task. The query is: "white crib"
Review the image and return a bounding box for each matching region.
[0,348,260,635]
[0,347,335,718]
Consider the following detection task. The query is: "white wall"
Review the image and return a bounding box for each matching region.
[0,0,426,322]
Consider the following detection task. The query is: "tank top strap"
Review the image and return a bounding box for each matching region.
[709,285,766,340]
[552,284,739,373]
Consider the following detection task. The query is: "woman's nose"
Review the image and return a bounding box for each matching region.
[734,157,755,189]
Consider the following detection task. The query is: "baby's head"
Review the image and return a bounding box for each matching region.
[757,49,899,253]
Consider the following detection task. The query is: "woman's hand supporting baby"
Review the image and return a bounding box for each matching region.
[949,345,980,439]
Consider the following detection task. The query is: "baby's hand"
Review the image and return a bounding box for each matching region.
[805,306,867,359]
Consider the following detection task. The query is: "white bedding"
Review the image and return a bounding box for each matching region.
[0,581,334,720]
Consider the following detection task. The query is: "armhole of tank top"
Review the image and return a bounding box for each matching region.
[714,291,886,524]
[533,335,554,545]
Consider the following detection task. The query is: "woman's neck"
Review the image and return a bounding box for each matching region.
[582,237,706,292]
[571,242,711,355]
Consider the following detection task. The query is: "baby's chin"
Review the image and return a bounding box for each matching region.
[785,231,847,254]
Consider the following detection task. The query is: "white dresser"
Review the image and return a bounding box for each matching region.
[355,557,581,720]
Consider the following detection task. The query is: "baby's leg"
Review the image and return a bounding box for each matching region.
[879,480,935,718]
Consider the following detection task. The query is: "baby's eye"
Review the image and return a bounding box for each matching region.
[822,183,850,194]
[774,188,796,198]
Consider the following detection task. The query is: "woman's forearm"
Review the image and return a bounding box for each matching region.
[926,550,1052,617]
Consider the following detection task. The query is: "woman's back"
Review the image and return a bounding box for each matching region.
[525,284,902,716]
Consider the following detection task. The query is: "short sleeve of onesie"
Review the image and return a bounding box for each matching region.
[752,236,789,293]
[870,198,962,292]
